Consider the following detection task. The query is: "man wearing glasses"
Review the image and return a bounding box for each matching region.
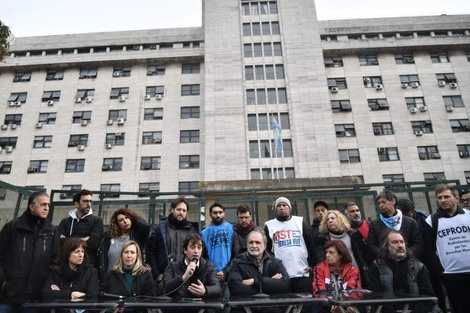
[460,190,470,209]
[58,189,104,267]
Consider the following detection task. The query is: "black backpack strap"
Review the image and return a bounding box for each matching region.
[430,213,439,238]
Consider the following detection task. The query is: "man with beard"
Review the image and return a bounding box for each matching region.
[58,189,103,266]
[459,190,470,210]
[310,201,328,265]
[228,228,289,313]
[424,184,470,313]
[265,197,315,294]
[233,205,257,254]
[367,190,424,260]
[343,202,369,241]
[369,230,437,313]
[147,196,199,294]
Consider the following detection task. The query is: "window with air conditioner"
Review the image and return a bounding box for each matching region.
[324,56,344,68]
[0,162,13,175]
[142,131,163,144]
[113,66,131,77]
[147,64,166,76]
[411,121,433,134]
[139,183,160,195]
[327,78,347,90]
[436,73,457,85]
[102,158,123,171]
[450,119,470,133]
[373,122,394,135]
[141,156,161,170]
[4,114,23,126]
[358,55,378,66]
[75,89,95,102]
[28,160,48,173]
[72,111,92,124]
[79,68,98,79]
[335,124,356,137]
[0,137,17,149]
[7,93,27,104]
[368,98,389,110]
[13,72,32,82]
[394,53,414,64]
[378,147,400,161]
[430,52,449,63]
[400,75,420,86]
[68,134,88,147]
[108,109,127,122]
[363,76,382,88]
[100,184,121,198]
[46,70,64,81]
[145,86,164,98]
[457,145,470,158]
[417,146,439,160]
[405,97,426,110]
[110,87,129,100]
[443,96,464,108]
[106,133,125,146]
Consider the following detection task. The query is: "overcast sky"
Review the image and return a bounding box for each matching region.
[2,0,470,37]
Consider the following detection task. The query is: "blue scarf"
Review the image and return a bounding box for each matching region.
[379,210,402,230]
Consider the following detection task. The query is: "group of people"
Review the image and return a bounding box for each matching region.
[0,185,469,313]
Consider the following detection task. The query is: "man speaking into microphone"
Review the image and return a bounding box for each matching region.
[163,233,222,300]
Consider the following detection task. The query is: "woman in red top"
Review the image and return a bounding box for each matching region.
[313,240,361,313]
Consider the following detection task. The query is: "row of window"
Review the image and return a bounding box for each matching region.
[333,119,470,136]
[2,107,200,127]
[6,84,200,104]
[245,64,285,80]
[325,52,458,67]
[330,96,464,112]
[339,144,470,163]
[244,42,282,58]
[0,130,200,150]
[242,21,280,37]
[327,74,460,90]
[321,31,470,42]
[11,42,202,58]
[11,63,200,82]
[241,2,278,15]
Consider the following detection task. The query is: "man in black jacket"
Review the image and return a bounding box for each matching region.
[58,189,103,266]
[147,196,199,293]
[163,233,221,299]
[228,228,289,296]
[0,191,60,312]
[233,205,257,254]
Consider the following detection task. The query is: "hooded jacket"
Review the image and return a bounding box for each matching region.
[163,257,221,299]
[228,251,289,296]
[313,261,361,295]
[58,209,104,265]
[0,210,59,302]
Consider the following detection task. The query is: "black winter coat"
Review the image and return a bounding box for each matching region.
[163,257,221,299]
[41,265,99,300]
[0,211,59,302]
[103,269,154,297]
[367,214,424,260]
[228,251,289,296]
[58,213,104,265]
[98,218,150,281]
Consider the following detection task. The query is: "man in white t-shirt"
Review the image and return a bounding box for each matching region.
[264,197,315,294]
[424,184,470,313]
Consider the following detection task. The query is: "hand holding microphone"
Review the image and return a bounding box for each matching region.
[183,257,199,280]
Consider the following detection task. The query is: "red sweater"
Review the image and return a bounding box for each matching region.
[312,261,361,295]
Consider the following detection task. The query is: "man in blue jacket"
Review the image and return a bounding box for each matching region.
[0,192,60,312]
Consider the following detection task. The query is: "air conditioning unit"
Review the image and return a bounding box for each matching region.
[409,107,418,113]
[450,83,458,89]
[155,94,163,100]
[364,77,372,83]
[15,102,22,107]
[411,82,420,88]
[401,83,409,89]
[81,120,88,126]
[107,120,114,125]
[404,58,415,64]
[438,80,446,87]
[13,77,20,82]
[77,145,85,151]
[446,106,454,112]
[113,72,121,77]
[75,98,82,103]
[10,124,17,130]
[85,97,93,103]
[330,87,339,93]
[459,151,469,158]
[105,143,113,149]
[8,102,16,107]
[118,96,126,102]
[5,146,13,153]
[375,84,383,90]
[141,164,151,170]
[414,130,423,136]
[373,129,382,135]
[153,138,162,143]
[27,167,37,173]
[102,165,112,170]
[433,153,441,159]
[420,106,428,112]
[47,100,54,106]
[369,104,380,111]
[117,118,125,125]
[1,125,8,130]
[371,60,379,65]
[68,141,78,147]
[144,95,151,100]
[147,70,155,75]
[36,122,43,128]
[46,75,54,80]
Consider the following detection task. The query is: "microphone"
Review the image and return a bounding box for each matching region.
[100,292,126,299]
[188,257,198,276]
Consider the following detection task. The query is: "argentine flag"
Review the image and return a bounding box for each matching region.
[272,117,283,152]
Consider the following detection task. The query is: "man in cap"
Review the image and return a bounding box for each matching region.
[265,197,315,293]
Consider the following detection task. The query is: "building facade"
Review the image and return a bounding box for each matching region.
[0,0,469,195]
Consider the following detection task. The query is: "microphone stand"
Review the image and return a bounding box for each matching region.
[253,259,269,298]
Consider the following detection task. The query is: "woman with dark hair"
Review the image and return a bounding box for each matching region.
[313,240,361,313]
[102,240,154,298]
[99,208,150,280]
[315,210,370,286]
[42,238,99,300]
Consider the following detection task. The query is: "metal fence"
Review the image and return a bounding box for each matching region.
[0,180,467,230]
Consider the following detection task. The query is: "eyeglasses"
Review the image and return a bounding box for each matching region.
[81,200,93,204]
[461,199,470,203]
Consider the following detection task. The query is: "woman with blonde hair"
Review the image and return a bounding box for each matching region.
[102,240,154,298]
[314,210,370,287]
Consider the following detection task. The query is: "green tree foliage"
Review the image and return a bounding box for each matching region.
[0,20,11,62]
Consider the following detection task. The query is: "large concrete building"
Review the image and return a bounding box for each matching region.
[0,0,469,195]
